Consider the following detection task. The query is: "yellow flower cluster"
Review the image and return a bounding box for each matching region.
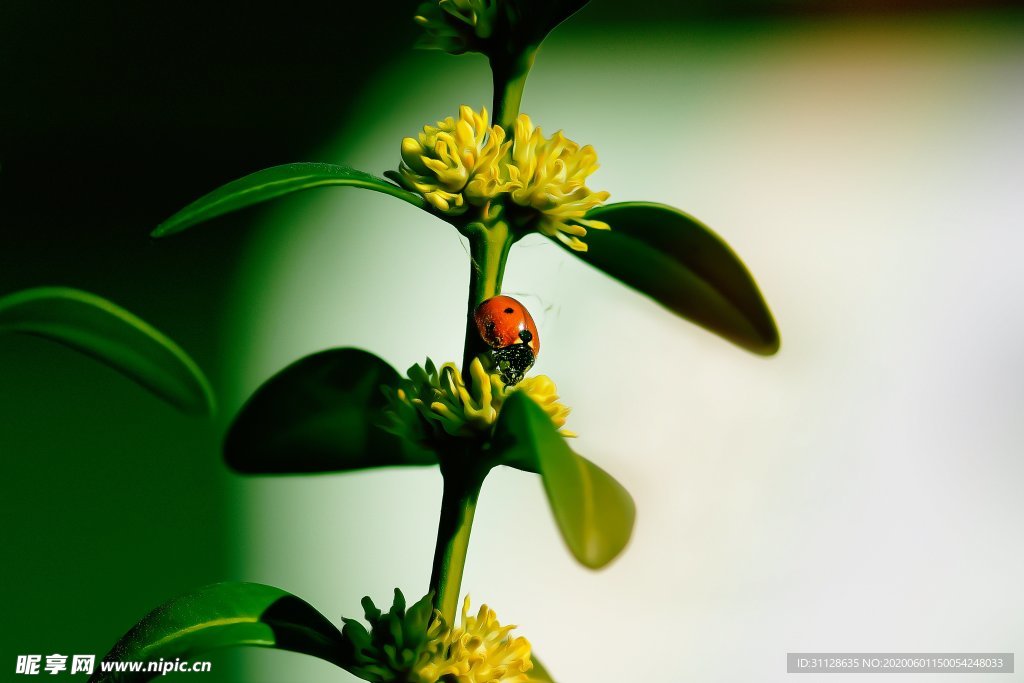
[413,597,533,683]
[386,356,574,442]
[399,106,509,214]
[398,107,610,251]
[506,114,611,251]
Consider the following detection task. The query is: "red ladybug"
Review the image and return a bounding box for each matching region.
[473,295,539,386]
[474,295,540,354]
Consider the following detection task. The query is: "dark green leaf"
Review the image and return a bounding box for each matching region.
[510,0,590,46]
[225,348,435,475]
[153,163,427,237]
[493,392,635,569]
[88,582,346,683]
[0,287,214,416]
[564,202,780,355]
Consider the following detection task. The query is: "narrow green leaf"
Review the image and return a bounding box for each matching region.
[153,162,427,237]
[89,582,346,683]
[0,287,214,416]
[225,348,435,475]
[493,392,635,569]
[562,202,780,355]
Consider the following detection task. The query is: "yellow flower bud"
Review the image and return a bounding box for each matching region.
[386,355,574,442]
[503,114,611,252]
[398,106,509,216]
[396,108,609,250]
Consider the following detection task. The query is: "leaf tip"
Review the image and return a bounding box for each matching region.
[150,221,180,239]
[750,317,781,356]
[573,501,636,570]
[191,383,218,418]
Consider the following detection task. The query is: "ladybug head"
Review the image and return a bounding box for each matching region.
[490,343,536,387]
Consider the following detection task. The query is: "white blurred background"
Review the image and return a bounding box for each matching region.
[227,16,1024,681]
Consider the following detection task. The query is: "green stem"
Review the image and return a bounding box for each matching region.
[427,45,535,627]
[429,461,486,624]
[491,48,536,131]
[461,221,513,376]
[430,223,511,623]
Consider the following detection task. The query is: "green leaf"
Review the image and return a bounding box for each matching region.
[512,0,590,45]
[529,654,556,682]
[153,162,427,237]
[88,582,346,683]
[493,392,635,569]
[0,287,214,416]
[564,202,780,355]
[225,348,435,475]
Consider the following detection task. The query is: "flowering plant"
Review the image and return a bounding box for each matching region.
[29,1,781,680]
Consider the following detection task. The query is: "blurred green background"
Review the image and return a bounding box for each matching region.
[2,1,1022,681]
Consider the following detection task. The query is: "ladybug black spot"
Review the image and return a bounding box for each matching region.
[485,321,495,331]
[504,307,515,314]
[519,329,533,343]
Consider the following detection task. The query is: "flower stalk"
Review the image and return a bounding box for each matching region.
[429,457,488,624]
[428,22,539,634]
[431,219,511,623]
[461,219,514,375]
[491,48,536,131]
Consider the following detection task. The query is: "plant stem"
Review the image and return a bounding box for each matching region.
[430,223,511,622]
[429,460,487,624]
[461,220,513,376]
[491,48,536,131]
[427,45,534,627]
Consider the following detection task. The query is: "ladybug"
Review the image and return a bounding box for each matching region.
[473,295,539,386]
